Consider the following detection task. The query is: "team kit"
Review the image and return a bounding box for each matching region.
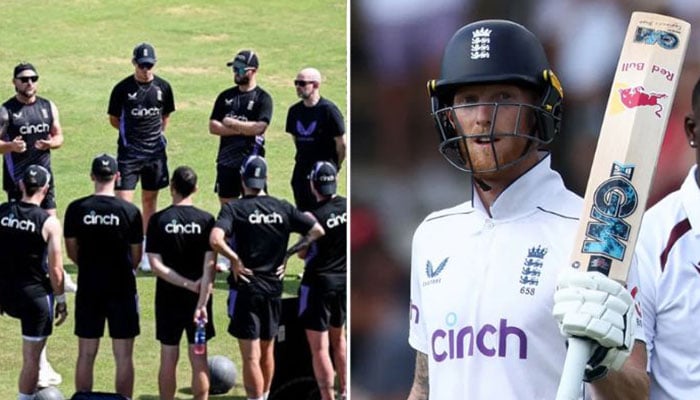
[0,43,347,400]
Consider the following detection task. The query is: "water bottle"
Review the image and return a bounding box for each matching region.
[194,318,206,355]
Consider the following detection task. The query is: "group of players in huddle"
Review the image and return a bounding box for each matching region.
[0,42,347,400]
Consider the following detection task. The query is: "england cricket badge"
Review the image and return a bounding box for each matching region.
[519,245,547,296]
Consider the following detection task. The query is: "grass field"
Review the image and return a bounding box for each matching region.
[0,1,347,398]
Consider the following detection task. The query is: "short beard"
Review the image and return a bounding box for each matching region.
[235,75,250,85]
[15,87,34,99]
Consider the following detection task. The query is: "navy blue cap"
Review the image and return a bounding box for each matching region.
[133,42,157,64]
[23,165,51,188]
[310,161,337,196]
[91,154,118,177]
[240,155,267,189]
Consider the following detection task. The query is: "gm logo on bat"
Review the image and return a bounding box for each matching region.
[581,162,638,275]
[634,27,679,49]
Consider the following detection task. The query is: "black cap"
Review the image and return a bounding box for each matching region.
[311,161,337,196]
[91,154,118,178]
[22,165,51,189]
[14,62,37,78]
[240,155,267,190]
[133,42,157,64]
[226,50,259,69]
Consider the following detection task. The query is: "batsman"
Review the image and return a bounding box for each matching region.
[407,19,648,400]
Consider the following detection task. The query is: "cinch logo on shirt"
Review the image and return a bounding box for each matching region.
[165,220,202,234]
[248,210,283,224]
[325,212,346,229]
[83,211,120,226]
[130,107,161,118]
[1,213,36,232]
[20,122,51,135]
[432,318,527,361]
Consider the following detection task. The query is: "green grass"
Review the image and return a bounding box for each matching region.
[0,0,346,398]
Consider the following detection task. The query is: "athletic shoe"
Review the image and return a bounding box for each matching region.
[37,363,62,388]
[63,272,77,293]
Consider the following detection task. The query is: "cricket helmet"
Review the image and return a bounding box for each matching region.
[428,19,563,172]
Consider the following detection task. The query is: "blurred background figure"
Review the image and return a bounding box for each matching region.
[350,1,700,398]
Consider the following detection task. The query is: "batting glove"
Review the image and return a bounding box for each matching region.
[552,270,635,382]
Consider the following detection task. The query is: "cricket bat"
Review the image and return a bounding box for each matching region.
[555,12,690,400]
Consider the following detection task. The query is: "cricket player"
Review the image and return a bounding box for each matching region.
[210,155,324,400]
[631,76,700,399]
[285,67,346,211]
[407,19,648,399]
[298,161,347,399]
[147,166,216,400]
[107,42,176,272]
[64,154,143,398]
[209,50,273,204]
[0,165,67,400]
[0,62,72,387]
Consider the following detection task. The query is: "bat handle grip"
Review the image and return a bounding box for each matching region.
[555,337,593,400]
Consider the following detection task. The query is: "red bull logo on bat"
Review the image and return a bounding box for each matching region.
[613,85,668,118]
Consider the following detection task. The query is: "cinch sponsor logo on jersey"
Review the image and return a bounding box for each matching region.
[423,257,448,286]
[165,219,202,234]
[248,209,283,224]
[432,318,527,361]
[325,212,346,229]
[20,122,51,135]
[519,245,547,296]
[131,106,161,118]
[83,211,120,226]
[1,213,35,232]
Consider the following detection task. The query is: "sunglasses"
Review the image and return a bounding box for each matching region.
[17,76,39,83]
[294,80,314,87]
[232,66,253,75]
[137,63,154,70]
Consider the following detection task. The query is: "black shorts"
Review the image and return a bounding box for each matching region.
[1,285,53,338]
[227,289,281,340]
[215,164,243,199]
[291,164,316,212]
[116,154,169,191]
[7,179,57,210]
[75,291,140,339]
[298,284,346,332]
[156,297,215,346]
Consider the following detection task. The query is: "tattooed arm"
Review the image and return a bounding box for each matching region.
[407,351,429,400]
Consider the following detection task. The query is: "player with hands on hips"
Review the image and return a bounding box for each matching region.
[553,270,636,383]
[0,165,67,400]
[210,155,324,400]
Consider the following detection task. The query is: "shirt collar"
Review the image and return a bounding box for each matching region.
[680,165,700,233]
[472,152,564,220]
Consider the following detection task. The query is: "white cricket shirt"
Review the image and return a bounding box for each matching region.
[409,156,583,399]
[631,165,700,399]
